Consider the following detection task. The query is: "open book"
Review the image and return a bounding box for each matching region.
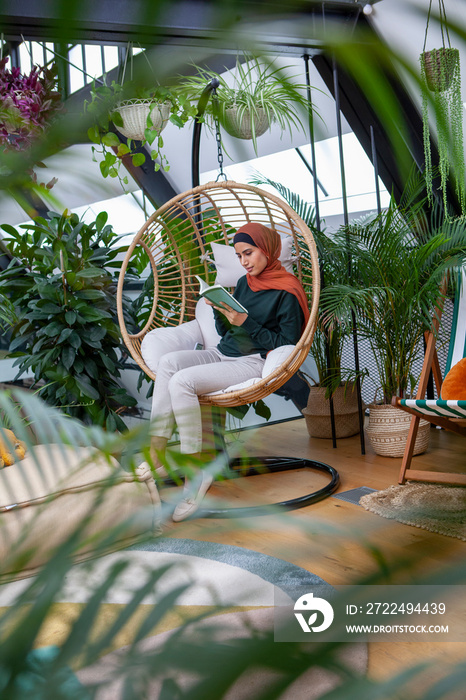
[195,275,248,314]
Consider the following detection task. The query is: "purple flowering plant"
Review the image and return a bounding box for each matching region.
[0,56,63,150]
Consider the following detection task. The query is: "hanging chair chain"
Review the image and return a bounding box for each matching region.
[212,87,227,182]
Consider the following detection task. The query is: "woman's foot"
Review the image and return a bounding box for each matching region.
[136,460,170,479]
[172,472,214,522]
[150,437,169,477]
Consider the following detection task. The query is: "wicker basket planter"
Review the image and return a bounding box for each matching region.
[421,48,458,92]
[115,100,171,141]
[365,403,430,458]
[302,385,360,439]
[223,106,270,140]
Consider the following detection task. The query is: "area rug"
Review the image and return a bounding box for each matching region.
[0,537,367,699]
[359,482,466,541]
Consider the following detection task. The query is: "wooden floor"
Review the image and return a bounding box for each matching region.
[163,417,466,694]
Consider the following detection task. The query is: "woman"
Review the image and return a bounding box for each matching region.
[148,222,310,522]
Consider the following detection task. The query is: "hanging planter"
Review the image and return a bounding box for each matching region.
[85,42,196,187]
[86,82,196,186]
[421,47,458,92]
[223,105,270,141]
[420,0,465,215]
[114,99,171,141]
[179,55,313,154]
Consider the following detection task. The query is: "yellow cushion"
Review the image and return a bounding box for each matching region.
[0,428,27,468]
[441,357,466,400]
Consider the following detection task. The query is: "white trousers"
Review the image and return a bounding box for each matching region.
[150,348,265,454]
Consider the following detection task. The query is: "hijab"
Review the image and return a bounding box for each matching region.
[233,222,310,326]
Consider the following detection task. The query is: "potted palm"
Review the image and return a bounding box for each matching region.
[250,174,362,438]
[179,56,311,153]
[85,80,196,185]
[321,192,466,456]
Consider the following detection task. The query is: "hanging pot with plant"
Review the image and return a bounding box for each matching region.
[420,0,465,215]
[86,74,196,186]
[113,98,171,141]
[180,56,313,154]
[223,104,270,141]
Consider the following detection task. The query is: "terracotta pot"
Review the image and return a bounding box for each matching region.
[115,100,171,141]
[302,385,360,439]
[365,403,430,457]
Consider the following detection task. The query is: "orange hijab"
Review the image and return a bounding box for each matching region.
[234,223,310,326]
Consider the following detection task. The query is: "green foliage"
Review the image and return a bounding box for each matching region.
[85,80,197,186]
[0,211,137,429]
[420,47,466,215]
[320,194,466,403]
[179,55,316,154]
[0,291,16,331]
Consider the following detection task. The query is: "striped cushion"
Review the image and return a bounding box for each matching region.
[399,399,466,419]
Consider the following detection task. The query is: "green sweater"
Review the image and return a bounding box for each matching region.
[214,275,304,358]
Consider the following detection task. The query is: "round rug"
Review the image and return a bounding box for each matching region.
[71,538,368,699]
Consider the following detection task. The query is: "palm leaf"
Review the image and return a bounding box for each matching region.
[249,172,317,229]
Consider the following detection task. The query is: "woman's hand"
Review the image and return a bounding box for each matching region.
[205,299,247,326]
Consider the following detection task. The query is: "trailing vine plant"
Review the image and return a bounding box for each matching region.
[420,0,466,215]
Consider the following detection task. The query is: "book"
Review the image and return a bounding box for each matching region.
[195,275,248,314]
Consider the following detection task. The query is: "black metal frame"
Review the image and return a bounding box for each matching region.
[199,457,340,518]
[159,456,340,519]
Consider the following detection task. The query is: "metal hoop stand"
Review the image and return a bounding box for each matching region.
[198,457,340,519]
[160,457,340,519]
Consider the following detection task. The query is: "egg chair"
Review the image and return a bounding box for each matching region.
[116,180,339,516]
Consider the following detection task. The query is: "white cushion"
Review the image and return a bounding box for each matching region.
[205,344,295,396]
[141,320,203,374]
[262,344,295,378]
[195,298,222,348]
[211,236,294,287]
[206,377,261,396]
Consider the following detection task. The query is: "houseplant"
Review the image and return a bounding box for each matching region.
[250,174,362,438]
[0,210,138,430]
[0,56,63,149]
[320,192,466,456]
[85,79,196,185]
[179,56,311,153]
[420,0,465,215]
[0,56,62,189]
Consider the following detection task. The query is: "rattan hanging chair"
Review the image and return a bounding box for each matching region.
[117,180,320,405]
[116,180,339,516]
